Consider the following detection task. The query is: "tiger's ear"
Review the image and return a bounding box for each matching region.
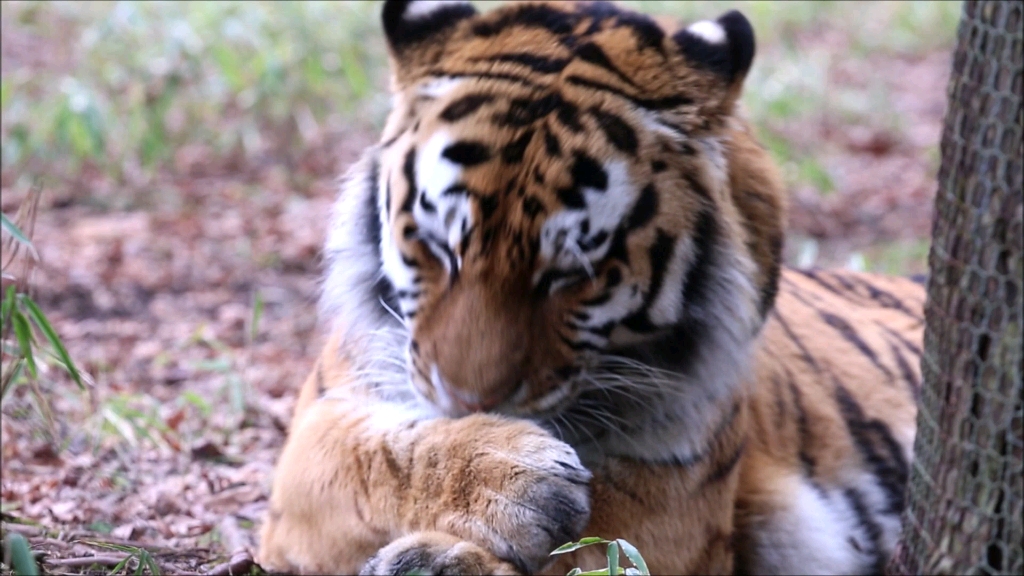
[672,10,755,94]
[382,0,477,80]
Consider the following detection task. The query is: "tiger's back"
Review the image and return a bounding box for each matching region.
[739,269,923,574]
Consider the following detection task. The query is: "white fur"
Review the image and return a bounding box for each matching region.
[646,236,694,326]
[416,77,464,99]
[686,20,727,45]
[537,161,636,275]
[751,477,870,575]
[414,130,473,257]
[402,0,470,20]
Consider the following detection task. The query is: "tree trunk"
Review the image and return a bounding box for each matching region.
[888,2,1023,574]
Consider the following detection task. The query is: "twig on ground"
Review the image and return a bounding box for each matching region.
[46,554,128,567]
[205,551,254,575]
[1,522,47,537]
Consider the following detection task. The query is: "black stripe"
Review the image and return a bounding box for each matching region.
[640,229,676,312]
[442,141,492,166]
[758,235,783,317]
[788,376,816,475]
[477,53,570,74]
[680,209,718,311]
[534,269,582,297]
[571,152,608,191]
[834,383,909,515]
[792,267,851,299]
[574,41,638,88]
[702,439,746,487]
[819,311,895,382]
[580,290,613,307]
[625,184,657,231]
[588,107,639,155]
[566,74,692,109]
[827,268,925,319]
[876,322,923,356]
[842,487,886,574]
[497,92,579,128]
[559,333,601,352]
[770,374,787,433]
[614,11,666,53]
[542,126,562,156]
[771,309,821,372]
[682,173,713,203]
[399,148,418,213]
[556,185,586,209]
[501,129,534,163]
[439,94,494,122]
[472,4,579,38]
[315,362,326,397]
[885,336,920,400]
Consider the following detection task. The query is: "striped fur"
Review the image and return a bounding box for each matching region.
[259,2,921,574]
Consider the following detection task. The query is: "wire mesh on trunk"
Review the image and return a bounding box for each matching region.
[888,1,1023,574]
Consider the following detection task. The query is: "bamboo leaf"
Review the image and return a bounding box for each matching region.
[5,532,39,576]
[11,309,37,378]
[1,212,36,254]
[615,540,649,576]
[606,541,619,576]
[21,295,84,389]
[551,537,610,555]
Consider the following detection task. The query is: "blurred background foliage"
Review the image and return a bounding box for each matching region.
[2,1,959,219]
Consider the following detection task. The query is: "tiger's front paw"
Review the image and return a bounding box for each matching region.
[428,416,592,573]
[360,532,521,576]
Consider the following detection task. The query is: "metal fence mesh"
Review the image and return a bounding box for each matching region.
[888,1,1023,574]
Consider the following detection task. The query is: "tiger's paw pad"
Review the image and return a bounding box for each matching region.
[360,532,521,576]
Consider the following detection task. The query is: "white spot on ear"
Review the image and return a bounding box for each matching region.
[687,20,726,45]
[404,0,471,20]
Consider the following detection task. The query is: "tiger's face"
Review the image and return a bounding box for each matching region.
[368,1,781,420]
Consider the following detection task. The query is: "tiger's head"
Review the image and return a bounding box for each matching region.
[324,0,784,441]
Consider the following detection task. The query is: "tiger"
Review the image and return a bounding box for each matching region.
[257,1,924,574]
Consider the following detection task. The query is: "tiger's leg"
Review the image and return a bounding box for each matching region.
[258,393,591,575]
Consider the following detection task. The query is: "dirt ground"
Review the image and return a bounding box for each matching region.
[1,5,952,574]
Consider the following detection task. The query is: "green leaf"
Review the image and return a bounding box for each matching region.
[21,295,84,389]
[615,540,649,576]
[606,541,619,576]
[11,308,37,378]
[1,285,16,327]
[574,570,611,576]
[5,532,39,576]
[112,555,132,574]
[550,537,610,555]
[1,212,36,255]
